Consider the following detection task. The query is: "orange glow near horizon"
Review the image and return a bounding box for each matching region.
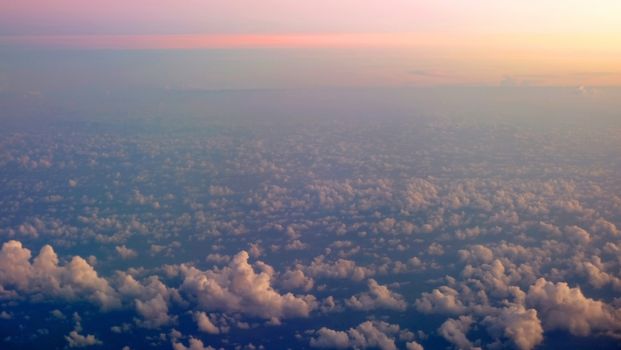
[2,32,620,52]
[1,1,620,86]
[2,32,620,86]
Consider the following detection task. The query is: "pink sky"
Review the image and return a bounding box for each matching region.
[2,0,620,35]
[1,1,620,86]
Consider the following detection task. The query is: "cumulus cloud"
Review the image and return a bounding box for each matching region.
[193,312,220,334]
[65,331,102,348]
[280,269,314,292]
[405,340,424,350]
[415,286,465,315]
[0,240,120,310]
[404,178,438,209]
[458,245,494,265]
[346,279,407,311]
[115,273,181,328]
[172,337,215,350]
[135,294,172,328]
[310,321,402,350]
[180,251,316,321]
[115,245,138,259]
[564,225,591,245]
[65,313,102,348]
[51,309,66,319]
[305,255,375,281]
[483,306,543,350]
[0,240,185,329]
[576,259,621,291]
[526,278,621,336]
[310,328,350,349]
[438,316,480,350]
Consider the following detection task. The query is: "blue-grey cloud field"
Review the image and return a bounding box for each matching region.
[1,85,621,349]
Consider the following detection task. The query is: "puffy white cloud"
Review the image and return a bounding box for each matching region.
[438,316,480,350]
[280,269,314,292]
[0,240,120,310]
[180,251,316,321]
[346,279,407,311]
[415,286,465,315]
[115,245,138,259]
[205,253,231,264]
[193,312,220,334]
[172,337,215,350]
[405,341,424,350]
[427,243,444,256]
[310,328,350,349]
[458,245,494,265]
[483,306,543,350]
[404,178,438,209]
[310,321,401,350]
[574,257,621,291]
[285,239,308,251]
[115,272,182,328]
[65,313,102,348]
[65,331,102,348]
[0,240,185,329]
[564,225,591,245]
[414,237,621,348]
[460,259,530,300]
[591,218,619,237]
[305,255,375,281]
[51,309,66,319]
[135,294,172,329]
[0,240,32,291]
[526,278,621,336]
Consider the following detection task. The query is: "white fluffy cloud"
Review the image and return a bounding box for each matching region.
[346,279,407,311]
[193,312,220,334]
[280,269,314,291]
[526,278,621,336]
[405,341,424,350]
[115,273,180,328]
[483,306,543,350]
[310,321,402,350]
[65,313,102,348]
[135,294,172,329]
[415,286,465,315]
[180,250,316,321]
[438,316,480,350]
[0,240,120,310]
[305,255,375,281]
[65,331,102,348]
[172,337,215,350]
[115,245,138,259]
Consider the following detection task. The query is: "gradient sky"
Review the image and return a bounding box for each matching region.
[1,0,620,86]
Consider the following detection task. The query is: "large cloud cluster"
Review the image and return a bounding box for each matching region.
[180,250,317,321]
[0,240,120,310]
[416,243,621,349]
[346,279,407,311]
[310,321,409,350]
[526,278,621,336]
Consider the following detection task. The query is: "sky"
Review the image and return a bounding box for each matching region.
[1,0,620,87]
